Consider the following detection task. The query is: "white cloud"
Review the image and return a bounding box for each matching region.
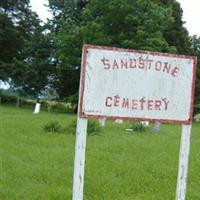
[177,0,200,36]
[30,0,200,36]
[30,0,52,23]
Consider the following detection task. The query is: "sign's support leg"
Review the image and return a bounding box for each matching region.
[176,124,192,200]
[72,117,88,200]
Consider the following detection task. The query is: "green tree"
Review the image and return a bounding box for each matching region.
[0,0,53,97]
[12,26,54,97]
[191,35,200,105]
[48,0,177,98]
[154,0,192,54]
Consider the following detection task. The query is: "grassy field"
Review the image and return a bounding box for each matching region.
[0,105,200,200]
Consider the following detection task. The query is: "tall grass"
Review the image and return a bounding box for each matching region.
[1,105,200,200]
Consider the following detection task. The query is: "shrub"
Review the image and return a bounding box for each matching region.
[21,98,35,108]
[194,104,200,115]
[43,121,63,133]
[68,119,102,136]
[66,93,78,113]
[0,94,76,114]
[87,120,102,136]
[0,93,18,104]
[129,122,147,132]
[40,100,75,113]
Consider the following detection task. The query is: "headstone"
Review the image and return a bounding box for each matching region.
[141,121,149,127]
[33,103,41,114]
[153,122,161,132]
[98,117,106,126]
[125,128,133,132]
[33,98,41,114]
[115,119,123,124]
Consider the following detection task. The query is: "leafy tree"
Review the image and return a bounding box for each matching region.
[154,0,192,54]
[0,0,53,97]
[0,2,24,81]
[12,26,54,97]
[191,35,200,105]
[48,0,177,99]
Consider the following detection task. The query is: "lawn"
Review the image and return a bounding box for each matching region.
[0,105,200,200]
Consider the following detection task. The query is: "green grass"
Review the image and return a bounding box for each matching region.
[0,105,200,200]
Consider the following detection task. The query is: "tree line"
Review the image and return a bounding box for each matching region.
[0,0,199,106]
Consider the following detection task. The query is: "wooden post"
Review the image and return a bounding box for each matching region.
[72,117,88,200]
[176,124,192,200]
[72,46,88,200]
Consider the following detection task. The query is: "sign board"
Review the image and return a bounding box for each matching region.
[79,45,197,124]
[72,44,197,200]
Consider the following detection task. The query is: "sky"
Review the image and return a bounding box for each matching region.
[1,0,200,89]
[30,0,52,23]
[30,0,200,37]
[176,0,200,36]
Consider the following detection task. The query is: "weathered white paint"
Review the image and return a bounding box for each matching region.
[99,117,106,126]
[33,103,41,114]
[72,117,88,200]
[80,45,196,123]
[72,45,196,200]
[72,46,88,200]
[176,124,192,200]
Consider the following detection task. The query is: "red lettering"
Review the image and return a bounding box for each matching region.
[101,57,110,69]
[139,97,145,110]
[155,61,162,71]
[114,95,120,106]
[163,62,171,74]
[155,100,162,110]
[121,59,128,69]
[148,100,153,110]
[112,59,119,69]
[105,97,112,107]
[139,57,145,69]
[130,58,137,68]
[132,100,138,110]
[162,98,169,110]
[147,60,153,69]
[122,98,129,108]
[171,67,179,77]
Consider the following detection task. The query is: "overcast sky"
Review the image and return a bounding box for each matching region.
[30,0,52,23]
[30,0,200,37]
[1,1,199,89]
[176,0,200,36]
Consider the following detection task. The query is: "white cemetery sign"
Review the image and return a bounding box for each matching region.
[72,45,197,200]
